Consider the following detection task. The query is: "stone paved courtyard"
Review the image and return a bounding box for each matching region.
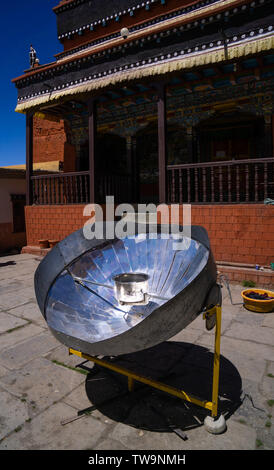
[0,253,273,450]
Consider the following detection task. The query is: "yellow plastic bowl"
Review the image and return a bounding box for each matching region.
[241,289,274,313]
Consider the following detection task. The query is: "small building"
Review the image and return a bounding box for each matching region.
[11,0,274,285]
[0,169,26,254]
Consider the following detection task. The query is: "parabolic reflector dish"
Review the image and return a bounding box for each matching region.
[34,223,217,356]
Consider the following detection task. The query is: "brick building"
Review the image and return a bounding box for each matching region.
[11,0,274,285]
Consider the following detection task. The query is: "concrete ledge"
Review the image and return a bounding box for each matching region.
[217,263,274,288]
[21,245,51,257]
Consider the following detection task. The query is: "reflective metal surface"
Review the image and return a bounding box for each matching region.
[34,224,217,356]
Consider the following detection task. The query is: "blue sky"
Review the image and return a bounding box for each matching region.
[0,1,62,166]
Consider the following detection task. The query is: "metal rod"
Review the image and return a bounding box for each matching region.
[71,276,169,302]
[147,293,169,301]
[72,276,113,290]
[69,348,213,412]
[219,274,243,306]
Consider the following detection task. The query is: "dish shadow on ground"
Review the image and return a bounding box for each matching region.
[84,341,242,433]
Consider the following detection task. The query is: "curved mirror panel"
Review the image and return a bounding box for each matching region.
[45,233,209,345]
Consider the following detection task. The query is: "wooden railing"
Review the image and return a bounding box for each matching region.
[31,171,90,205]
[31,171,132,205]
[96,173,132,203]
[31,158,274,205]
[167,157,274,204]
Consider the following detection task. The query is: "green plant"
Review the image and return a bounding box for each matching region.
[6,321,31,334]
[51,359,88,375]
[242,280,256,288]
[256,439,263,448]
[267,400,274,407]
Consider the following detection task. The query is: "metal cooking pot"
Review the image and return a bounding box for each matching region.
[113,273,149,305]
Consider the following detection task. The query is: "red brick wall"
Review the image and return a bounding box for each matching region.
[160,204,274,267]
[25,205,86,244]
[24,204,274,267]
[33,117,76,168]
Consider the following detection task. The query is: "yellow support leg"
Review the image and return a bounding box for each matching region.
[128,376,135,392]
[203,303,226,433]
[211,305,222,418]
[69,302,224,430]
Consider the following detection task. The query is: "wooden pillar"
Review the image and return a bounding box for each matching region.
[26,112,34,206]
[186,126,193,162]
[126,136,133,174]
[88,98,97,203]
[264,114,272,157]
[132,136,138,203]
[157,82,167,204]
[271,114,274,157]
[126,136,133,202]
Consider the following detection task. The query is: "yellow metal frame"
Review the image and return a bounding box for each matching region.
[69,303,222,419]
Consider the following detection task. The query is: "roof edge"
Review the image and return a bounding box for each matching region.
[14,34,274,114]
[12,0,254,84]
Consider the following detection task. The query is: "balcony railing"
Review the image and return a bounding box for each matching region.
[31,158,274,205]
[167,157,274,204]
[31,171,90,205]
[96,173,132,203]
[31,171,132,205]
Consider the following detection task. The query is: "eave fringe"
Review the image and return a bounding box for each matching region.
[15,35,274,114]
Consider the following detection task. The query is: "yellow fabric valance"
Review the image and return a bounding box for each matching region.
[15,35,274,114]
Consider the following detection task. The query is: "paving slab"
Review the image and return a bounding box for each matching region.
[6,302,47,329]
[199,333,274,362]
[0,332,59,369]
[263,314,274,329]
[267,361,274,376]
[62,382,121,428]
[0,387,29,441]
[45,344,85,368]
[107,418,256,450]
[0,402,106,450]
[108,423,186,450]
[62,382,92,411]
[0,279,27,295]
[0,289,35,310]
[0,260,40,282]
[0,311,29,334]
[0,324,45,352]
[223,322,274,346]
[261,371,274,398]
[0,364,9,378]
[233,306,265,327]
[94,438,131,451]
[0,254,38,263]
[0,357,85,417]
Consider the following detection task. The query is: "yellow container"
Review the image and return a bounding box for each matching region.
[241,289,274,313]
